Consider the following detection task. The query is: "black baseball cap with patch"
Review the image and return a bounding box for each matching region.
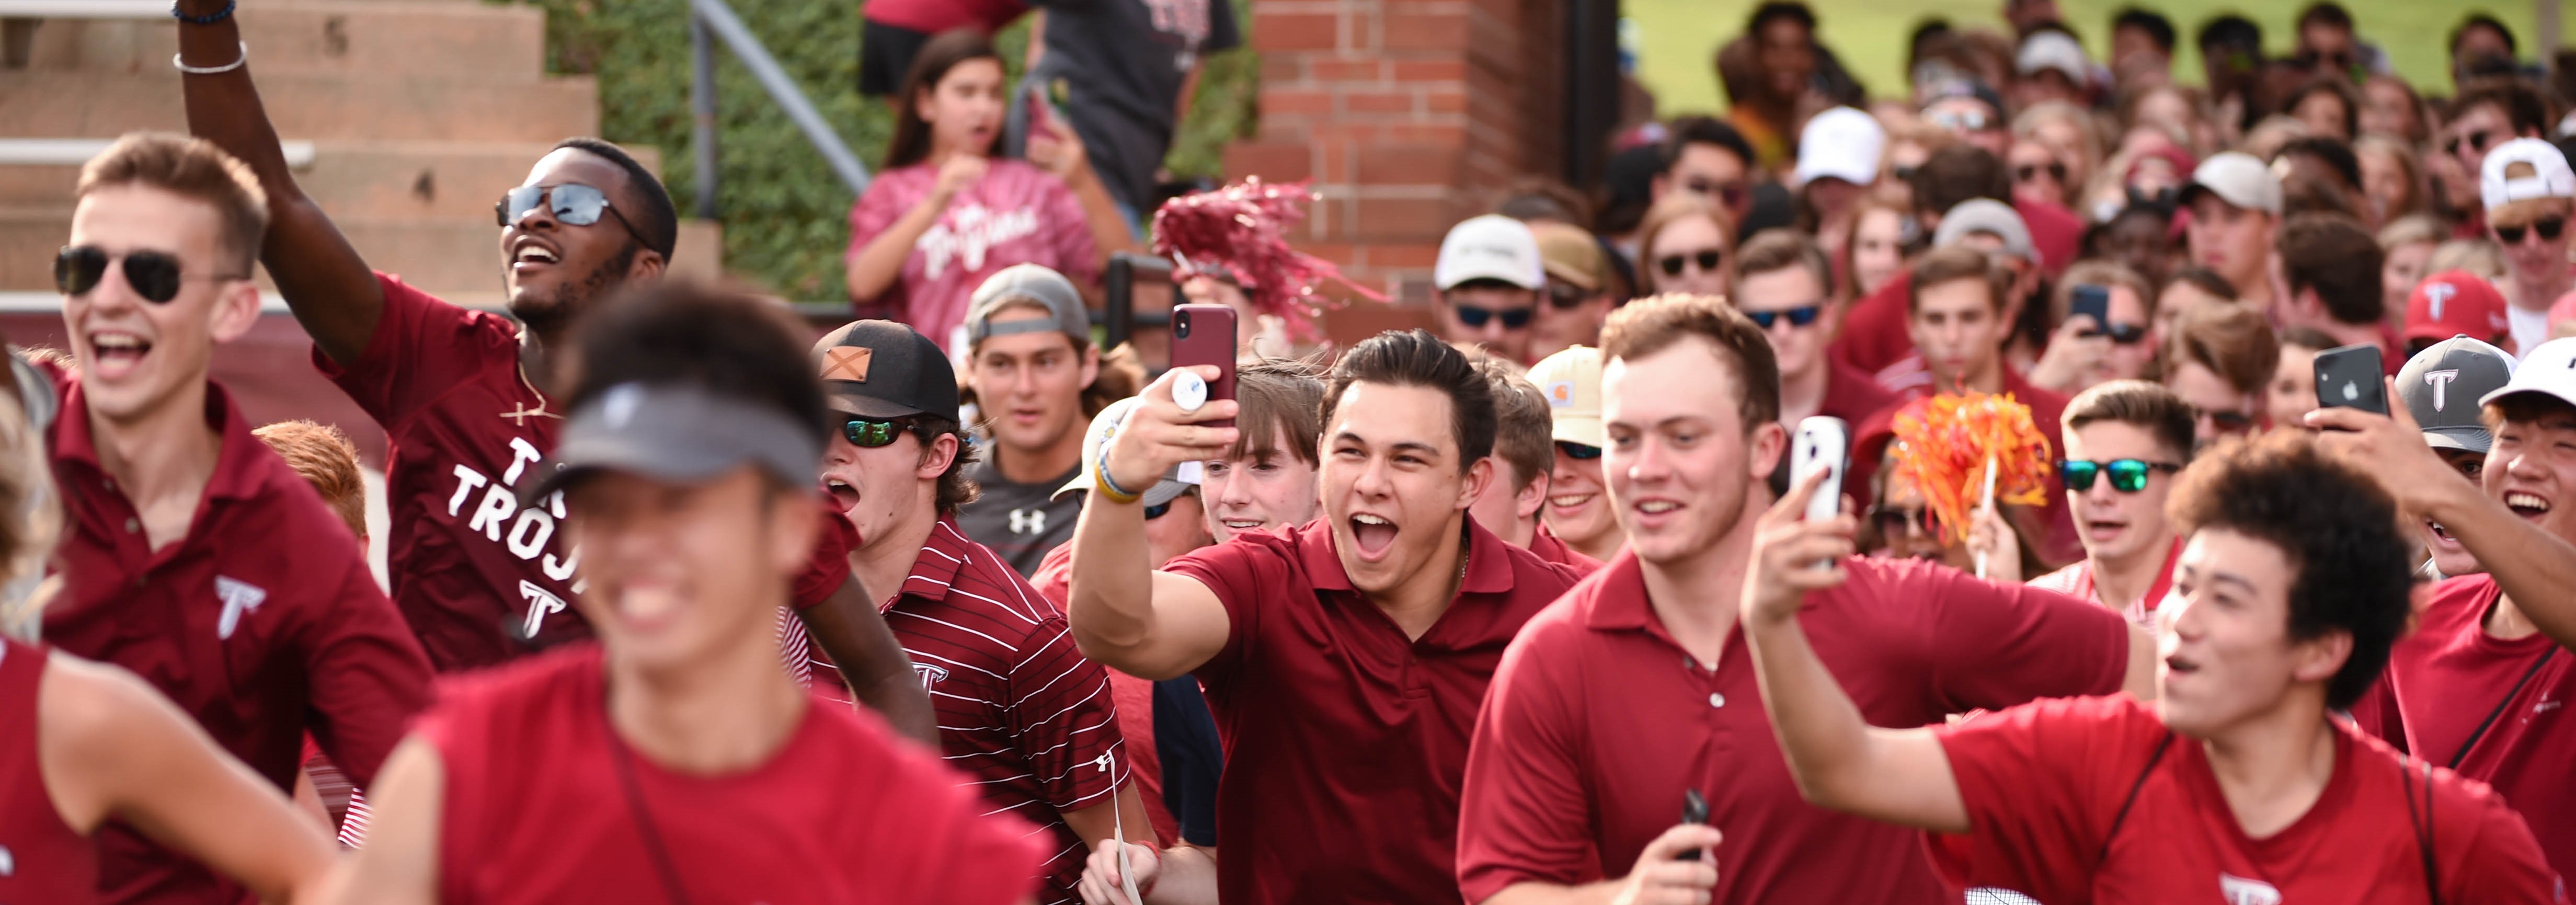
[811,319,960,419]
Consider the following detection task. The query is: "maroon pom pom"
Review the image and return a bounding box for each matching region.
[1149,178,1386,340]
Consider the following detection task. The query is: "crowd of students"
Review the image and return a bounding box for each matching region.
[9,0,2576,904]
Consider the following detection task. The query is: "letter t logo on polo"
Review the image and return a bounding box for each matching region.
[214,576,267,640]
[2425,369,2460,411]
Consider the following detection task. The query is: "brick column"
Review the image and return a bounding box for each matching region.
[1226,0,1567,335]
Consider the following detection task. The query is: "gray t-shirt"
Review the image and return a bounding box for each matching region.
[1029,0,1241,214]
[954,457,1084,578]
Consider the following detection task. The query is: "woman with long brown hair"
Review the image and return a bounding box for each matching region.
[845,30,1131,352]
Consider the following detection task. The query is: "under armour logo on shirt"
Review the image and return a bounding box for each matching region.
[913,663,949,691]
[214,576,267,640]
[2219,874,2282,905]
[1010,508,1046,535]
[2424,369,2460,411]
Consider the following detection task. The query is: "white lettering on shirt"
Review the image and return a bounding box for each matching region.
[502,437,544,486]
[505,508,556,559]
[214,576,268,640]
[446,464,489,517]
[439,440,590,625]
[467,484,518,542]
[919,203,1040,280]
[2219,874,2282,905]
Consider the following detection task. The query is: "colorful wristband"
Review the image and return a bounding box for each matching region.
[1094,446,1144,505]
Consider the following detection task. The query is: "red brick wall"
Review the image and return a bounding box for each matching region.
[1225,0,1568,328]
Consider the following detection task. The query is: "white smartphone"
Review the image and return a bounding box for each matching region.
[1791,417,1849,524]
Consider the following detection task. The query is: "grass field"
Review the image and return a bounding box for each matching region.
[1627,0,2569,115]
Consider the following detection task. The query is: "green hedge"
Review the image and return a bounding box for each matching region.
[499,0,1256,301]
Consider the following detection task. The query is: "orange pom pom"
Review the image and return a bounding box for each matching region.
[1889,391,2055,544]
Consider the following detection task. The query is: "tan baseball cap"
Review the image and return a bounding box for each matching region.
[1529,221,1605,293]
[1525,345,1605,448]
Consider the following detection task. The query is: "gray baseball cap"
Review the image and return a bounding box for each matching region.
[1933,198,2034,262]
[966,264,1091,347]
[2398,336,2515,453]
[522,382,822,506]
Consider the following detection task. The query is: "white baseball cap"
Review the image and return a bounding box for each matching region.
[2180,152,2283,215]
[2016,31,2089,86]
[2479,138,2576,212]
[1435,214,1545,291]
[1792,107,1884,188]
[2482,336,2576,411]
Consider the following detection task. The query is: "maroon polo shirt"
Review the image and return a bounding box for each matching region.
[44,379,432,904]
[1161,519,1583,905]
[1455,553,2131,904]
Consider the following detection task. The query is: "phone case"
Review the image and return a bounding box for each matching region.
[1170,304,1239,429]
[2069,285,2111,333]
[1791,417,1848,523]
[2313,344,2387,415]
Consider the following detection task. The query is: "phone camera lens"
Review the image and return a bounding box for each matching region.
[1174,312,1192,339]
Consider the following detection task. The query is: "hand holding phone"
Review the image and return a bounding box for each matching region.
[2068,284,2111,337]
[2313,344,2388,416]
[1791,417,1849,524]
[1170,304,1239,429]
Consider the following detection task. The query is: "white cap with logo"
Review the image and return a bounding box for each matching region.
[1435,214,1546,291]
[2479,138,2576,212]
[2181,152,2283,216]
[1793,107,1885,188]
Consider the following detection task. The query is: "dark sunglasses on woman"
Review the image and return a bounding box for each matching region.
[2059,458,2182,492]
[2013,162,2067,185]
[1869,504,1929,537]
[2495,217,2567,245]
[2082,322,2151,345]
[1657,249,1723,278]
[54,246,244,303]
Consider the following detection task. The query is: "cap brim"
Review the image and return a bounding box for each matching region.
[523,385,823,508]
[1438,266,1544,291]
[1540,262,1600,292]
[826,390,931,419]
[2480,384,2576,413]
[1050,476,1194,507]
[1550,415,1605,450]
[2421,425,2494,453]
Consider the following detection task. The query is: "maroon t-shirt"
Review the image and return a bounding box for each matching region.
[0,639,95,905]
[1456,554,2131,903]
[1526,524,1603,576]
[315,273,589,671]
[1832,270,1916,376]
[1932,695,2560,904]
[1160,519,1583,905]
[44,379,433,904]
[2369,574,2576,881]
[863,0,1026,33]
[883,520,1128,905]
[419,643,1043,905]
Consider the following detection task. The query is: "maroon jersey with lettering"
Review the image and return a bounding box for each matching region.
[314,273,588,670]
[44,379,433,905]
[420,644,1044,905]
[0,639,95,905]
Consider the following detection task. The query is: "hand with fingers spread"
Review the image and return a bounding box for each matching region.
[2026,314,2113,393]
[1745,466,1858,628]
[2306,377,2478,516]
[1077,840,1159,905]
[1102,366,1241,499]
[1610,822,1725,905]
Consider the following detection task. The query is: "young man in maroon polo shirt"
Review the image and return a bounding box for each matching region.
[343,284,1041,904]
[2315,337,2576,880]
[1741,431,2559,902]
[816,320,1151,905]
[1470,357,1602,574]
[1069,329,1584,904]
[1452,295,2149,905]
[43,132,435,905]
[2024,381,2191,627]
[174,5,929,740]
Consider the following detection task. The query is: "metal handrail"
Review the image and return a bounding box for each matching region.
[685,0,869,219]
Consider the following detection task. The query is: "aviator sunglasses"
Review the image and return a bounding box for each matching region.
[2059,458,2182,493]
[496,182,653,247]
[54,246,244,303]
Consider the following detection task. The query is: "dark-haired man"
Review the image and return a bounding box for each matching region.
[2197,15,2265,129]
[2318,336,2576,880]
[1741,430,2557,901]
[176,1,929,737]
[2451,14,2520,86]
[339,283,1045,904]
[1653,117,1760,232]
[2275,213,2399,371]
[47,131,434,905]
[1453,295,2148,904]
[2293,2,2389,81]
[817,320,1151,904]
[2109,7,2175,79]
[1070,329,1583,904]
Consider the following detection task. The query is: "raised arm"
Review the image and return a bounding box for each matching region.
[796,574,938,744]
[175,0,386,365]
[40,655,338,905]
[1739,469,1970,834]
[321,737,444,905]
[1067,368,1235,680]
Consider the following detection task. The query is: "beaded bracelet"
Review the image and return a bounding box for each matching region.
[1093,445,1144,505]
[172,1,235,25]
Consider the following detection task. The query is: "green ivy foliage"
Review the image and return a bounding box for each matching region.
[496,0,1254,301]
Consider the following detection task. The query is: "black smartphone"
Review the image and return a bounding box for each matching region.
[2313,343,2388,415]
[2068,284,2110,337]
[1676,788,1710,862]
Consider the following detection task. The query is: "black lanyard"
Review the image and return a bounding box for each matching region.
[606,705,695,905]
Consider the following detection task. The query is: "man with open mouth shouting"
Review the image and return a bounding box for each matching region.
[1068,329,1584,904]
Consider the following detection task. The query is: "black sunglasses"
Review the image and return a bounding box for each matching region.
[2495,217,2568,244]
[1869,504,1929,537]
[1744,304,1824,330]
[54,246,243,304]
[2059,458,2182,492]
[1657,249,1724,278]
[1451,302,1533,330]
[497,182,652,247]
[2014,162,2068,184]
[2444,129,2498,159]
[840,416,920,448]
[2080,320,2151,345]
[1556,440,1602,461]
[1683,178,1748,209]
[1545,282,1590,310]
[2191,405,2258,434]
[1142,500,1174,520]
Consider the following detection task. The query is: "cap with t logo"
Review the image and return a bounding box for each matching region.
[812,319,960,419]
[2399,337,2515,453]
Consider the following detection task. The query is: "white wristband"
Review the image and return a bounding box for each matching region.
[174,42,247,75]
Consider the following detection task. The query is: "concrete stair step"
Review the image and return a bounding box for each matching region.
[0,70,598,142]
[0,209,720,297]
[12,2,546,83]
[0,141,668,221]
